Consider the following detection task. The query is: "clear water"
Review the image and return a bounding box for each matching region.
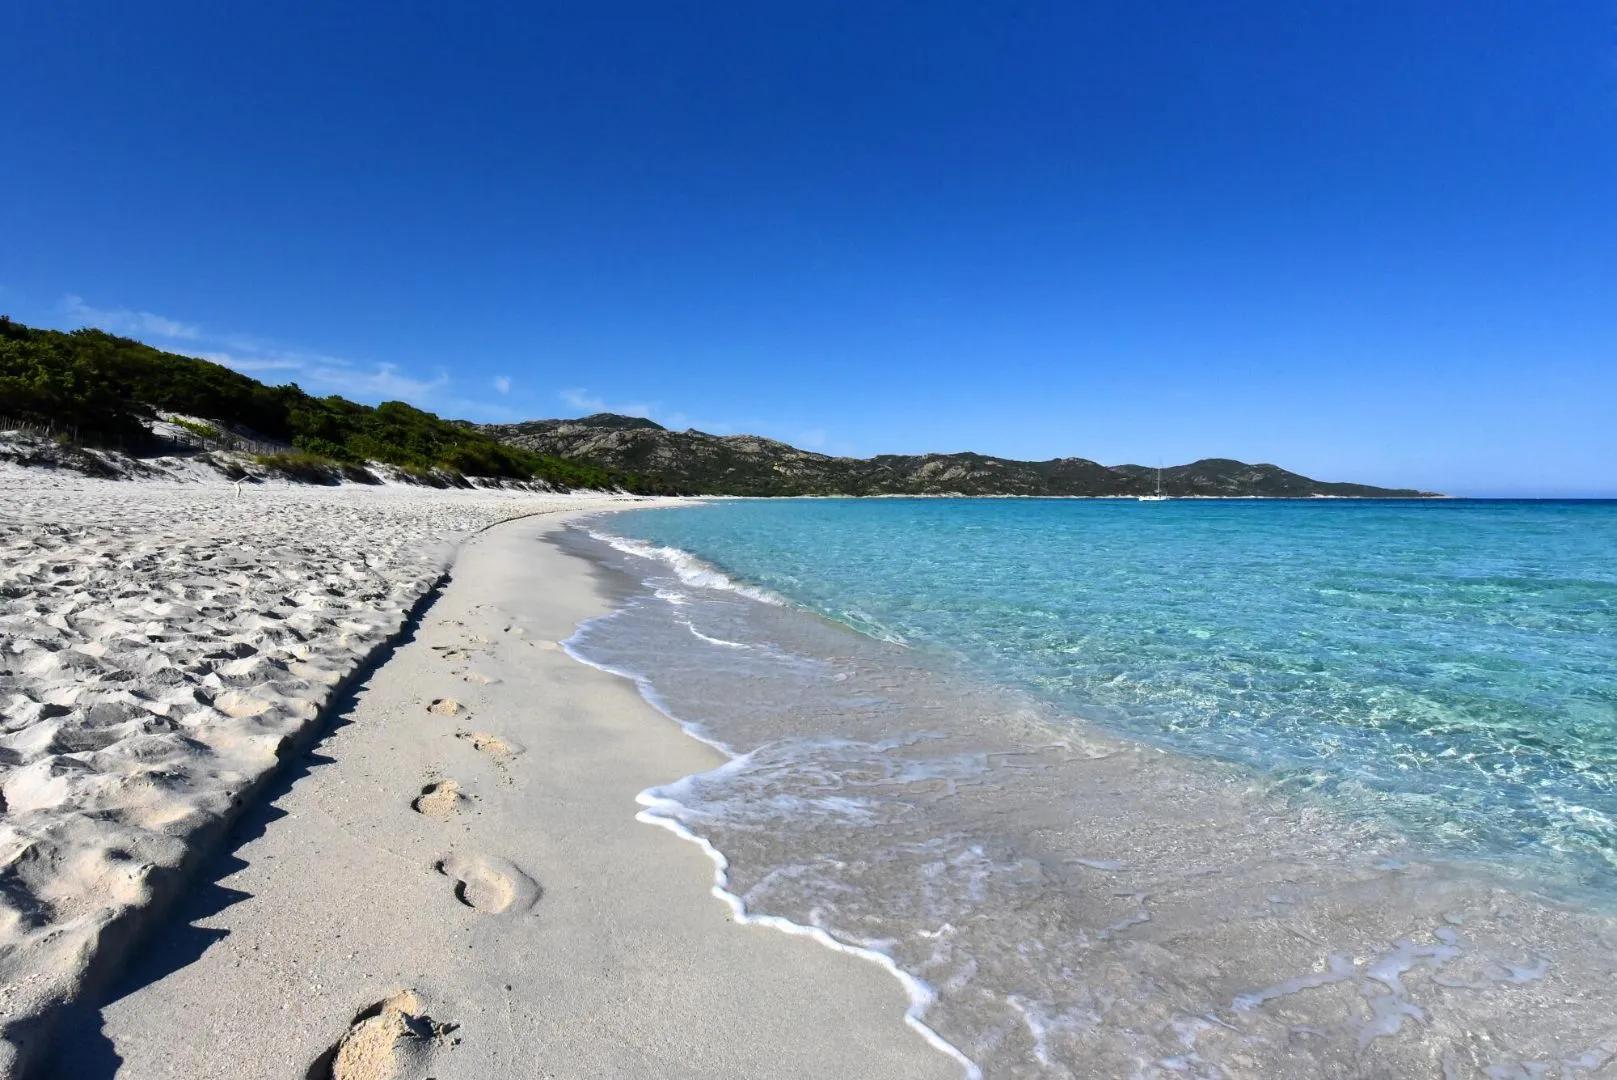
[602,498,1617,892]
[562,498,1617,1077]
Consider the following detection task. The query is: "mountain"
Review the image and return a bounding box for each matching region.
[484,414,1438,498]
[0,316,1436,497]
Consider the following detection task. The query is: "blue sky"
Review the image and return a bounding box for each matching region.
[3,3,1614,496]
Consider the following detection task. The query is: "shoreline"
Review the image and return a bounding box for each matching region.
[555,566,982,1079]
[10,477,1614,1076]
[52,502,957,1078]
[563,515,1613,912]
[558,507,1617,1076]
[0,472,664,1075]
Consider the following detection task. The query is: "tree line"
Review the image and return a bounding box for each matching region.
[0,316,675,492]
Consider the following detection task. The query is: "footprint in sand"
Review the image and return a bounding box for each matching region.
[410,779,466,818]
[455,730,522,761]
[321,989,457,1080]
[426,697,462,716]
[434,854,540,914]
[462,670,497,685]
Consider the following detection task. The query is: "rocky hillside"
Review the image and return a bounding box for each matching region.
[484,414,1437,498]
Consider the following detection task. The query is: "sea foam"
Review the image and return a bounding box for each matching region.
[556,507,1617,1078]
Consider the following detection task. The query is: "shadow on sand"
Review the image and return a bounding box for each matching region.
[41,583,446,1079]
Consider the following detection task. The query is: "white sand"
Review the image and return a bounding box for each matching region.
[0,468,658,1074]
[3,472,954,1078]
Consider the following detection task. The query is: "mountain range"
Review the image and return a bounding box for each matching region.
[484,414,1437,498]
[0,318,1438,496]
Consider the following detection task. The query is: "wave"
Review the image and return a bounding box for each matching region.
[590,527,915,648]
[586,530,784,606]
[559,603,981,1078]
[634,787,983,1080]
[557,508,1617,1075]
[676,615,754,649]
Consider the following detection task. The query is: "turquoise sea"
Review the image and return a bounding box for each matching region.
[604,497,1617,891]
[566,498,1617,1076]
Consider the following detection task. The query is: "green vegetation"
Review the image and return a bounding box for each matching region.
[169,417,221,440]
[491,414,1438,498]
[250,452,375,485]
[0,316,669,492]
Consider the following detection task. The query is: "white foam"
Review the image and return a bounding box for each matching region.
[676,615,754,650]
[1007,995,1094,1068]
[560,605,982,1079]
[1232,954,1356,1011]
[634,792,984,1080]
[560,610,738,757]
[587,530,784,606]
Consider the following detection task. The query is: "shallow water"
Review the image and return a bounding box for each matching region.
[561,499,1617,1077]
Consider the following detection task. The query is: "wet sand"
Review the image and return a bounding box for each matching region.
[49,509,956,1078]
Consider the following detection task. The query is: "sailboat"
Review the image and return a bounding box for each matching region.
[1137,464,1170,501]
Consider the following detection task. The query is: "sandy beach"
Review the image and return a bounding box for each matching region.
[0,471,953,1078]
[8,471,1616,1079]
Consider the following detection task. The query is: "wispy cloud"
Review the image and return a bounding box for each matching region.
[60,294,461,407]
[62,294,201,341]
[198,347,448,400]
[52,294,833,445]
[559,387,697,429]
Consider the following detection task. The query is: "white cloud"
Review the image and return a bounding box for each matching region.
[559,387,704,428]
[311,361,449,400]
[61,294,456,406]
[53,294,837,444]
[196,351,306,374]
[61,294,200,340]
[197,348,447,400]
[560,387,663,419]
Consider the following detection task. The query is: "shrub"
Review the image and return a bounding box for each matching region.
[169,417,221,440]
[0,317,662,491]
[252,452,344,484]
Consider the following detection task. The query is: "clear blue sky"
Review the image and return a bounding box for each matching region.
[3,3,1614,496]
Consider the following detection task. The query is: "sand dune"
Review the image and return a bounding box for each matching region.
[0,466,649,1073]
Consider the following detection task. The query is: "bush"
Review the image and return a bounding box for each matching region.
[169,417,221,439]
[0,316,662,491]
[252,452,345,484]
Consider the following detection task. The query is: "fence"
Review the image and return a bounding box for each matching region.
[0,416,282,457]
[155,422,283,456]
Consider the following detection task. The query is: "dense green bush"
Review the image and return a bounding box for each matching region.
[251,451,349,484]
[0,316,667,491]
[169,417,221,439]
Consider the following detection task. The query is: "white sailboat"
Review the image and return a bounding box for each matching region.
[1138,464,1170,501]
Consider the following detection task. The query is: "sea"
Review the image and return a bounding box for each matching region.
[558,498,1617,1078]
